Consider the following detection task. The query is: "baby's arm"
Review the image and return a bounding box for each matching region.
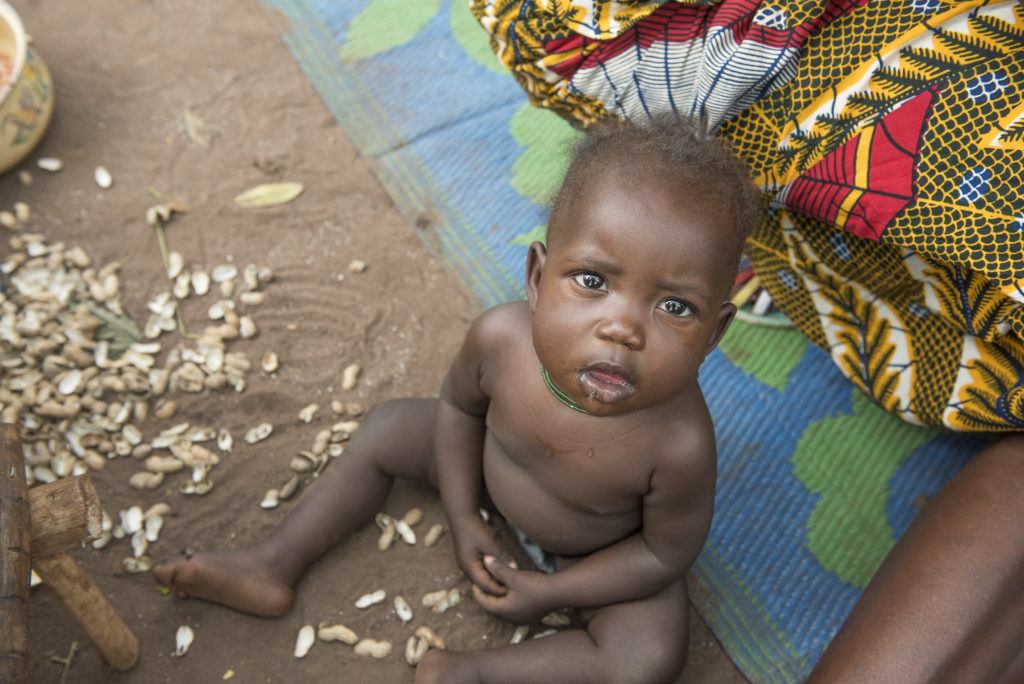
[480,439,715,620]
[547,447,714,607]
[436,308,507,594]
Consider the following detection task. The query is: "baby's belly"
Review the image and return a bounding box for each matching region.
[482,441,641,556]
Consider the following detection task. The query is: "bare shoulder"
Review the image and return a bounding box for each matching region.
[653,391,717,482]
[464,301,531,354]
[641,391,718,569]
[441,302,530,411]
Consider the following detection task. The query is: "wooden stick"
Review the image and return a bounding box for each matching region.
[50,640,78,684]
[0,423,30,683]
[28,476,102,560]
[33,553,138,671]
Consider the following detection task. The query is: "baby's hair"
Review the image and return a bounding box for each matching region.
[548,114,761,275]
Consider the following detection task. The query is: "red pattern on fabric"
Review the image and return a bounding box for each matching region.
[784,86,937,241]
[711,0,870,48]
[544,3,713,80]
[543,0,870,81]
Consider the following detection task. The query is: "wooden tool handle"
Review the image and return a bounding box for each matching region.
[0,423,30,683]
[29,475,102,560]
[33,553,139,671]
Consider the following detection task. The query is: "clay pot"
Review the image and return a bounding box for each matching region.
[0,1,54,175]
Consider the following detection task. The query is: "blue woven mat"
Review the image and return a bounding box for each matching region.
[258,2,983,680]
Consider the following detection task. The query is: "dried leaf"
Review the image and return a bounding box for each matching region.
[233,182,304,208]
[184,109,212,149]
[80,301,142,358]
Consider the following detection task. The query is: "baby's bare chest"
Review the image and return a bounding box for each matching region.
[479,405,656,554]
[475,319,661,529]
[483,401,655,513]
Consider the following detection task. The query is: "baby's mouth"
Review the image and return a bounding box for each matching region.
[577,364,635,404]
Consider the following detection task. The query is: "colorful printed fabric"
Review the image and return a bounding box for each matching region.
[471,0,1024,431]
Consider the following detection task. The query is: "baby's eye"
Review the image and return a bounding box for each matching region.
[572,272,606,291]
[658,298,693,318]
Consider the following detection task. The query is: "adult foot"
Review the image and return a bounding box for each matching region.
[152,549,294,617]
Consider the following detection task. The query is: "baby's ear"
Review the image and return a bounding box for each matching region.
[525,241,547,313]
[705,301,737,355]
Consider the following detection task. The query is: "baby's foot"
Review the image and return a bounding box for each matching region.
[416,650,477,684]
[152,549,294,617]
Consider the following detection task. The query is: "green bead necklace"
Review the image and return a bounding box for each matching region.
[540,364,591,415]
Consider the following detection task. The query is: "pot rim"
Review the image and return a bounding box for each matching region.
[0,0,27,105]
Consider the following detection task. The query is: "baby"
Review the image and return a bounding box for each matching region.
[154,114,760,683]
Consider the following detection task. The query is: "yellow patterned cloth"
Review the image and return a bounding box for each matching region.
[472,0,1024,430]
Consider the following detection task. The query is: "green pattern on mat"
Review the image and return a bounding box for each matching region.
[509,102,580,205]
[508,103,580,245]
[691,543,809,682]
[271,0,521,306]
[340,0,504,73]
[719,320,807,391]
[511,224,547,246]
[450,0,505,74]
[339,0,443,61]
[793,388,940,588]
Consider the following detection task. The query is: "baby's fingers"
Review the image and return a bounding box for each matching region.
[472,584,504,612]
[468,558,507,596]
[476,534,503,561]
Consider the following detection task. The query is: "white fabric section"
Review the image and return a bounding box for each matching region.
[560,0,697,40]
[781,214,923,424]
[633,37,705,116]
[564,24,798,129]
[902,251,945,316]
[568,43,643,119]
[754,5,788,30]
[901,251,1019,336]
[942,335,980,427]
[1006,281,1024,305]
[695,27,800,129]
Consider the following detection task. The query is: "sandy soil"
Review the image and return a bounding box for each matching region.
[7,1,746,681]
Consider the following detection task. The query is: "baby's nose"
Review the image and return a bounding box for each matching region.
[596,306,645,350]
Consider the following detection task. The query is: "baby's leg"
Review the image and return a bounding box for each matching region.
[809,433,1024,683]
[152,398,439,616]
[417,578,688,684]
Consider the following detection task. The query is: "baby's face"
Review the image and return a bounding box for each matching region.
[527,173,737,416]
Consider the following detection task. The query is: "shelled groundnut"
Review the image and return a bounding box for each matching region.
[377,521,397,551]
[355,589,386,609]
[421,588,461,614]
[294,625,316,658]
[244,422,272,443]
[1,234,275,493]
[341,363,361,390]
[405,636,429,666]
[414,626,446,650]
[393,595,413,623]
[423,524,445,547]
[317,623,358,645]
[354,639,391,659]
[173,626,194,657]
[298,403,318,423]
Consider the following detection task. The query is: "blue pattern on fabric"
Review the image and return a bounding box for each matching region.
[957,167,992,204]
[966,71,1009,102]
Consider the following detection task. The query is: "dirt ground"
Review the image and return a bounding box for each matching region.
[8,1,747,681]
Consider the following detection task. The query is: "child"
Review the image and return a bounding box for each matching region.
[154,114,761,683]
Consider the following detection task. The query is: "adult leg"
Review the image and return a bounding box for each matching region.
[808,434,1024,683]
[152,398,439,617]
[416,577,689,684]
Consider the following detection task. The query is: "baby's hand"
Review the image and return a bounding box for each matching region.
[471,555,553,624]
[450,515,507,596]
